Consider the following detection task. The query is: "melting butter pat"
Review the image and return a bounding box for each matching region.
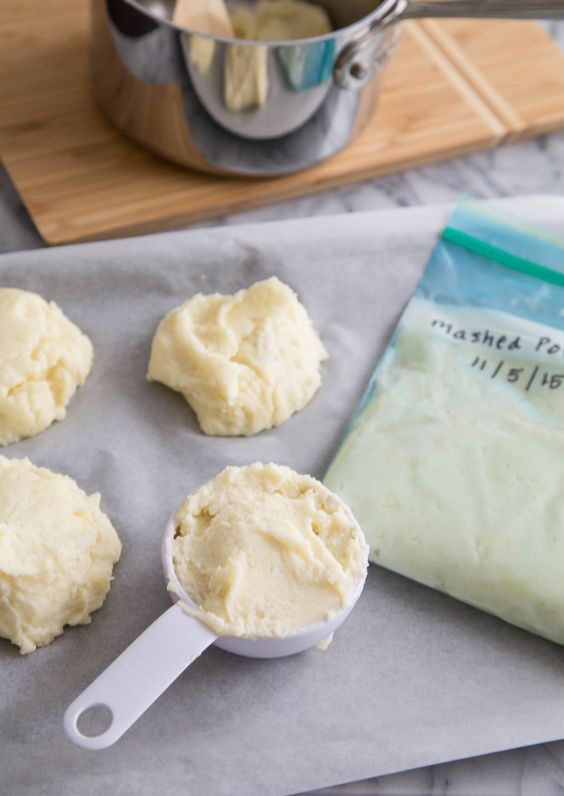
[0,288,93,445]
[225,0,332,111]
[224,42,268,112]
[0,457,121,654]
[172,463,368,639]
[147,277,328,436]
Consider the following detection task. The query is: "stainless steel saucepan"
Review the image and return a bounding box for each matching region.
[91,0,564,175]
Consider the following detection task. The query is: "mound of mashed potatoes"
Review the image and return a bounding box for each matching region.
[0,288,93,445]
[171,463,368,638]
[147,277,328,436]
[0,457,121,654]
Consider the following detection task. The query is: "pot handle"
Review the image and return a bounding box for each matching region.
[397,0,564,21]
[334,0,564,89]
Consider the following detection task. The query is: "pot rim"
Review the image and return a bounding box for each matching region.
[121,0,401,46]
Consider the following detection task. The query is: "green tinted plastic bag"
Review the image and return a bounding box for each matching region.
[325,201,564,644]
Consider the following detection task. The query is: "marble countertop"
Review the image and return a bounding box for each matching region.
[2,21,564,796]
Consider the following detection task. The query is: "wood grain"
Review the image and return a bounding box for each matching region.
[1,1,564,245]
[421,18,564,142]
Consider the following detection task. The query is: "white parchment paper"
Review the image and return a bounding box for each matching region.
[2,197,564,796]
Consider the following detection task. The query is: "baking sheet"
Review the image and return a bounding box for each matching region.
[2,196,564,796]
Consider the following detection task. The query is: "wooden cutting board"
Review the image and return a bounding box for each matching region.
[2,1,564,245]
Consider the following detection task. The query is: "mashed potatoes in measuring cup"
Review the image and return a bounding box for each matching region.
[171,463,368,639]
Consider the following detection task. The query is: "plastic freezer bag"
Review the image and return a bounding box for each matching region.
[324,201,564,645]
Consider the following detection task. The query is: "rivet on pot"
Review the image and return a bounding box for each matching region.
[350,62,369,81]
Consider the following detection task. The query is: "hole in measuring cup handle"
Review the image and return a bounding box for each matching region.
[76,703,114,738]
[64,701,116,749]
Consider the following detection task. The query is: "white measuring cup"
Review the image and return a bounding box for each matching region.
[64,511,366,750]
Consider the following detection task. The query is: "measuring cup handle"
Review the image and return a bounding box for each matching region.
[64,603,217,750]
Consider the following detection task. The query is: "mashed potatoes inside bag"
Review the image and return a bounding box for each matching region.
[325,201,564,645]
